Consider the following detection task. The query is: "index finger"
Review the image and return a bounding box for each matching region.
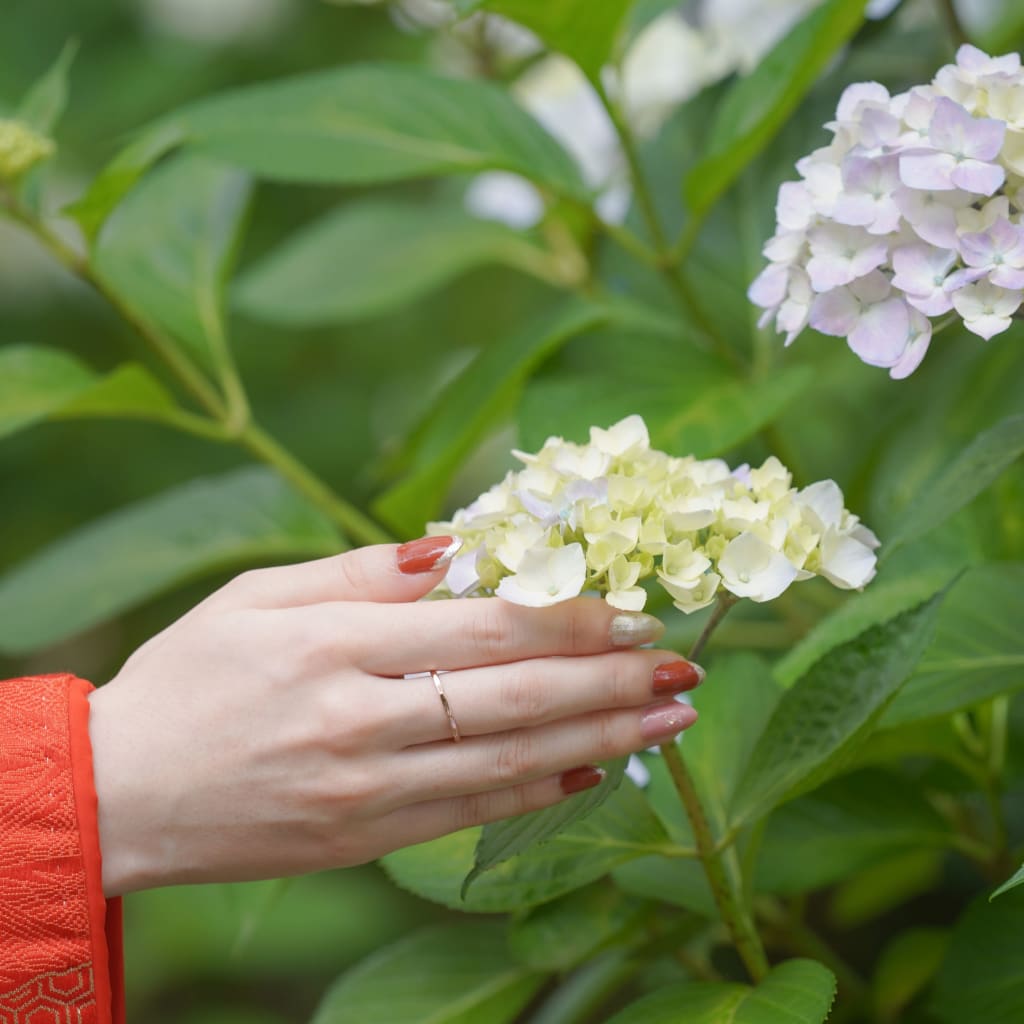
[333,596,666,675]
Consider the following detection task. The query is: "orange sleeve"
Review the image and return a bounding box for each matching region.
[0,674,124,1024]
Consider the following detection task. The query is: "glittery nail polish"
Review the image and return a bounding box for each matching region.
[609,612,665,647]
[640,702,698,742]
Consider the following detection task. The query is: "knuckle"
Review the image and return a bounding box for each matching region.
[454,792,487,832]
[501,666,551,726]
[608,654,643,707]
[561,606,585,655]
[493,731,537,785]
[593,713,623,760]
[336,553,372,595]
[467,606,509,662]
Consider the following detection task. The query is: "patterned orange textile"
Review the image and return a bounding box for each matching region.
[0,674,124,1024]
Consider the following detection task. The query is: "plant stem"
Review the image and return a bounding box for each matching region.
[240,425,392,546]
[2,190,394,548]
[937,0,970,49]
[659,594,769,982]
[593,83,739,367]
[1,189,228,419]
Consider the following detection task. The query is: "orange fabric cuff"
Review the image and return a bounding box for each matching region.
[0,674,124,1024]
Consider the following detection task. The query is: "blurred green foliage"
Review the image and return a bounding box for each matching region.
[2,0,1024,1021]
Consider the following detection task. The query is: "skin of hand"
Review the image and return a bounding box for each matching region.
[87,537,704,897]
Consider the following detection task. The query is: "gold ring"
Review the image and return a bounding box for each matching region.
[430,670,461,743]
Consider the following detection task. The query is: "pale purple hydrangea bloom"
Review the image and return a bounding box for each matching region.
[750,45,1024,378]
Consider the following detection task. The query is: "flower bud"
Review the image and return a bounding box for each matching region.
[0,119,55,181]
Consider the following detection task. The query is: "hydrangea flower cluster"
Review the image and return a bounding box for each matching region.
[750,45,1024,378]
[0,120,54,181]
[428,416,878,612]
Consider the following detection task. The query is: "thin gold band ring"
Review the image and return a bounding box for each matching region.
[430,669,462,743]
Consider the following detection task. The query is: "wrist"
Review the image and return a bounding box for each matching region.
[87,685,167,896]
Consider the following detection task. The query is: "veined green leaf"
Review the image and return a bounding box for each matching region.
[234,197,557,326]
[0,345,195,440]
[756,770,954,895]
[93,153,252,376]
[166,63,587,198]
[884,413,1024,557]
[382,779,670,913]
[519,324,812,458]
[930,889,1024,1024]
[882,563,1024,726]
[456,0,634,80]
[310,923,545,1024]
[684,0,868,218]
[66,122,186,242]
[729,588,947,826]
[508,884,647,971]
[374,300,607,536]
[17,41,77,135]
[605,959,836,1024]
[462,758,628,896]
[0,468,340,655]
[992,863,1024,901]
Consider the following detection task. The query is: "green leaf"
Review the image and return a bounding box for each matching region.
[830,849,943,930]
[458,0,634,80]
[729,588,948,826]
[234,197,556,327]
[605,959,836,1024]
[930,889,1024,1024]
[167,63,586,198]
[684,652,782,834]
[374,300,607,535]
[462,758,628,897]
[756,770,954,895]
[93,153,252,375]
[992,863,1024,901]
[0,467,340,655]
[885,414,1024,556]
[684,0,868,218]
[508,884,647,971]
[872,928,950,1022]
[774,562,960,687]
[882,563,1024,726]
[518,324,812,458]
[17,41,78,135]
[66,122,187,242]
[310,923,545,1024]
[0,345,191,440]
[382,779,670,913]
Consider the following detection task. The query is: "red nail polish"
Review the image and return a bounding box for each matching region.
[640,702,698,743]
[652,660,705,695]
[397,536,462,575]
[560,765,606,795]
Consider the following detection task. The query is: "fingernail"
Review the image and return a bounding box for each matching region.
[610,612,665,647]
[641,702,698,743]
[652,660,705,696]
[397,536,462,575]
[560,765,606,795]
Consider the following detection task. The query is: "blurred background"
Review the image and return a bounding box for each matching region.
[2,1,1023,1020]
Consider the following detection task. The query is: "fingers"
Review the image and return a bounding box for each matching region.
[223,536,462,608]
[378,651,704,747]
[391,701,697,806]
[379,765,608,850]
[322,596,666,676]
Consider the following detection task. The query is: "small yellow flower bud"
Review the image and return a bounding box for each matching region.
[0,119,55,181]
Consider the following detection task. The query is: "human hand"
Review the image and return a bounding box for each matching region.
[88,537,703,896]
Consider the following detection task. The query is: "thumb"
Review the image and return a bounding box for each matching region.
[232,536,463,608]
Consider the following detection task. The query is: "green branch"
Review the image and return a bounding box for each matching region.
[1,189,393,549]
[659,593,769,982]
[594,82,740,368]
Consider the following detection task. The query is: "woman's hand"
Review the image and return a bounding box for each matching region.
[88,537,703,896]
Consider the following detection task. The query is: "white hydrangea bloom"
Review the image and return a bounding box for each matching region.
[751,45,1024,377]
[429,415,878,612]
